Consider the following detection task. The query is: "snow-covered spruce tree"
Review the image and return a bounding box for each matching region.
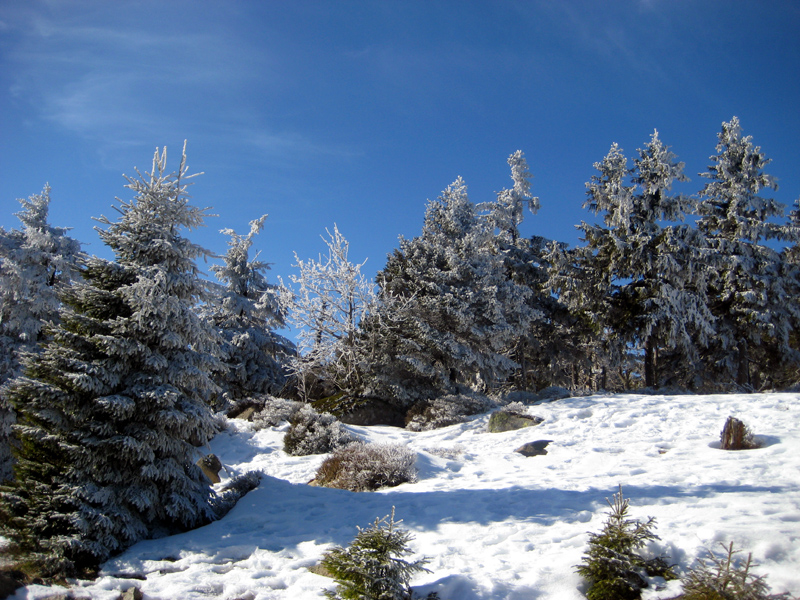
[0,186,84,481]
[576,486,676,600]
[0,145,223,578]
[549,132,714,389]
[696,117,796,389]
[479,149,540,246]
[321,508,430,600]
[204,215,294,404]
[286,224,376,400]
[476,151,571,392]
[360,167,537,409]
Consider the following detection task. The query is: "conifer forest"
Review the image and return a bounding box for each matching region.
[1,118,799,597]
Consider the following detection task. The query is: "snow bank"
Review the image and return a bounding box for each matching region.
[12,392,800,599]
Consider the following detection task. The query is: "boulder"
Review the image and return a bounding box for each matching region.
[487,411,543,433]
[0,570,23,600]
[119,588,143,600]
[197,454,223,484]
[340,399,406,427]
[515,440,552,457]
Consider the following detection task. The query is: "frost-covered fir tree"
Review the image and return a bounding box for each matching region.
[0,186,83,481]
[361,166,538,407]
[696,117,796,388]
[550,132,713,389]
[205,215,294,403]
[480,149,540,245]
[321,508,430,600]
[0,145,223,577]
[286,225,376,399]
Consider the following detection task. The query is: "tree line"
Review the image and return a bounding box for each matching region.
[0,118,797,576]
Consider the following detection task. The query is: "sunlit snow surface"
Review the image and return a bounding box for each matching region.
[14,393,800,599]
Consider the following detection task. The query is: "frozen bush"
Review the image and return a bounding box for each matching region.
[315,442,417,492]
[405,393,495,431]
[252,397,305,429]
[283,405,357,456]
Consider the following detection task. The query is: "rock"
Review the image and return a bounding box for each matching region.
[119,588,143,600]
[197,453,223,483]
[340,399,406,427]
[487,411,544,433]
[307,562,333,578]
[235,406,258,421]
[0,570,24,600]
[515,440,552,456]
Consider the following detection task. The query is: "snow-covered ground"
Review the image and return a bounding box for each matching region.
[13,393,800,599]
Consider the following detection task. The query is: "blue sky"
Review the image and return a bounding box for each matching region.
[2,1,799,331]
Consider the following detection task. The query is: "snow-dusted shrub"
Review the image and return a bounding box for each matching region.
[252,397,305,429]
[315,442,417,492]
[678,542,796,600]
[576,486,676,600]
[405,393,495,431]
[283,405,357,456]
[320,508,430,600]
[210,471,262,520]
[503,401,528,416]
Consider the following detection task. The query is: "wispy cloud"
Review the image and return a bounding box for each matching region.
[0,1,350,169]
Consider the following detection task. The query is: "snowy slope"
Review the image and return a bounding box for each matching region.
[14,393,800,599]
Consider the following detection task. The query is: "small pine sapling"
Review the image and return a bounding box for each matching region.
[577,486,676,600]
[679,542,797,600]
[320,508,430,600]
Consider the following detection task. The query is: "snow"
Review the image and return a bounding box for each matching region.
[12,392,800,599]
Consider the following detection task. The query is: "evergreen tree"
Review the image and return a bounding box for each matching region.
[205,215,294,403]
[361,164,537,407]
[550,132,713,389]
[0,145,222,577]
[0,186,83,481]
[321,508,429,600]
[577,487,675,600]
[696,117,795,388]
[480,149,540,245]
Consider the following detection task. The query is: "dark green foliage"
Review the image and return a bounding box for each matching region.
[0,147,223,580]
[321,508,430,600]
[678,542,796,600]
[577,486,676,600]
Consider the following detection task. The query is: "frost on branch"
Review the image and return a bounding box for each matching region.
[0,185,84,481]
[204,215,294,404]
[286,224,376,399]
[360,164,539,408]
[0,144,223,578]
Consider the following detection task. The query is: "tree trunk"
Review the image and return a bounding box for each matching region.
[736,339,750,388]
[644,337,655,388]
